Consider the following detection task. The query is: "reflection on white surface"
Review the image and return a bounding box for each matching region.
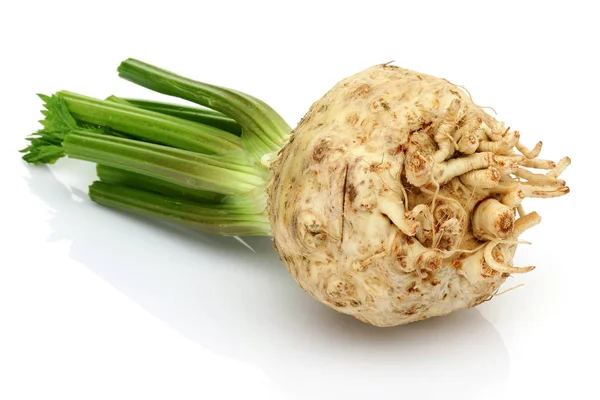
[27,164,510,400]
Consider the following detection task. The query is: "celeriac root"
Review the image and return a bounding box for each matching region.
[267,64,570,327]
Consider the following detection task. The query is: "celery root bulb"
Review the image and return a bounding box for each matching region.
[267,64,569,327]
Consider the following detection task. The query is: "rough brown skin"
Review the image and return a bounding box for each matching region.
[266,64,569,327]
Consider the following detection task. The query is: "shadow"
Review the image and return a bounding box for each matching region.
[25,164,510,400]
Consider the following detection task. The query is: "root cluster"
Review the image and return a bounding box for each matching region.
[399,95,569,274]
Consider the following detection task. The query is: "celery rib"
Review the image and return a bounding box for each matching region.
[117,58,291,160]
[96,164,225,204]
[60,91,242,155]
[63,131,265,195]
[90,182,271,236]
[96,165,268,214]
[108,97,243,136]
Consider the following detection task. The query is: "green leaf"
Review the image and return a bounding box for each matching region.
[37,93,78,133]
[20,94,77,164]
[21,142,65,164]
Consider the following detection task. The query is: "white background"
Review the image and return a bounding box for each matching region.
[1,1,598,399]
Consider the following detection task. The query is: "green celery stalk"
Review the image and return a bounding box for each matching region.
[63,130,264,195]
[107,96,243,136]
[90,182,271,236]
[96,165,268,214]
[117,58,291,160]
[60,91,242,155]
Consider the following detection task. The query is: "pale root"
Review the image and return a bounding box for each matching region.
[267,64,569,327]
